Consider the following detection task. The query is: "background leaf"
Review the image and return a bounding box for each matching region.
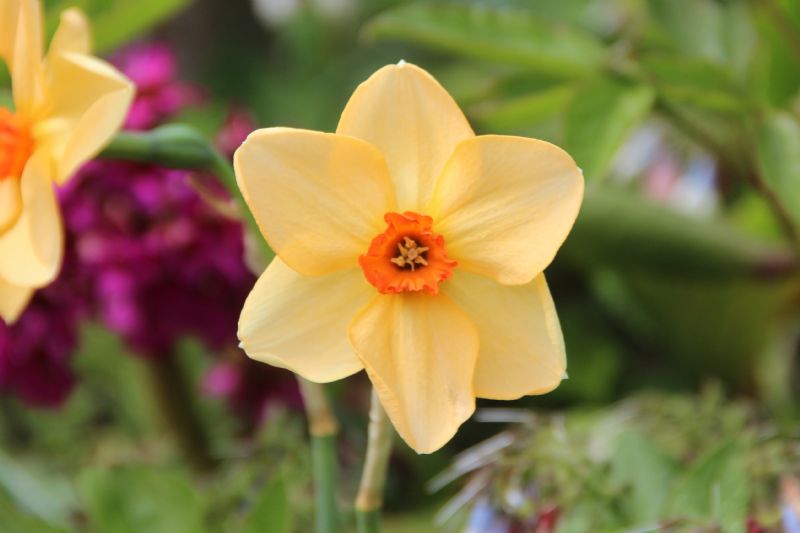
[560,188,793,279]
[363,3,606,76]
[0,452,77,528]
[609,431,676,523]
[47,0,190,53]
[79,465,204,533]
[669,440,749,531]
[564,77,654,181]
[241,474,292,533]
[756,111,800,226]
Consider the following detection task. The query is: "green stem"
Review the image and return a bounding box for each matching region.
[356,510,381,533]
[355,390,393,533]
[143,354,216,475]
[298,378,340,533]
[311,434,339,533]
[102,125,342,529]
[100,125,271,262]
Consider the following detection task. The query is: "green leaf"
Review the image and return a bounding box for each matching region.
[362,3,606,76]
[642,55,748,113]
[720,0,757,77]
[79,465,204,533]
[751,4,800,106]
[609,432,676,523]
[470,83,575,131]
[564,77,654,181]
[0,490,68,533]
[47,0,190,53]
[756,111,800,225]
[600,271,797,389]
[242,474,292,533]
[561,188,796,280]
[647,0,756,75]
[648,0,723,60]
[0,452,77,528]
[669,440,749,531]
[641,54,751,170]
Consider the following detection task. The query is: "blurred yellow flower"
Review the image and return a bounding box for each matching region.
[0,0,133,323]
[235,62,583,453]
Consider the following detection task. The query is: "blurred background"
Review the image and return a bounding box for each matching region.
[2,0,800,531]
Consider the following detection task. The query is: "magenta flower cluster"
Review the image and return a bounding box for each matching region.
[0,43,295,422]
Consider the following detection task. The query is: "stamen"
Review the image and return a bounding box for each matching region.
[391,236,429,271]
[359,211,457,295]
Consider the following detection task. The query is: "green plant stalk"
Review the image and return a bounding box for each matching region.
[100,126,270,262]
[298,378,341,533]
[355,390,393,533]
[356,510,381,533]
[101,128,340,530]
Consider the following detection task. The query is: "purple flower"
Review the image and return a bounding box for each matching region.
[61,161,255,359]
[112,43,203,130]
[1,42,297,424]
[0,263,86,407]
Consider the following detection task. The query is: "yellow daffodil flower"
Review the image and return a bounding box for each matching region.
[0,0,133,323]
[235,62,584,453]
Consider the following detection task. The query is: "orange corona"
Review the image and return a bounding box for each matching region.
[359,211,457,295]
[0,108,34,180]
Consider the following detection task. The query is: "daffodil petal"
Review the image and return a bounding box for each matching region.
[44,51,133,183]
[0,150,63,286]
[48,8,90,57]
[337,62,474,211]
[239,258,371,382]
[11,0,43,116]
[349,293,478,454]
[0,176,22,233]
[234,127,396,276]
[430,135,583,285]
[0,0,21,66]
[0,274,33,324]
[444,271,566,400]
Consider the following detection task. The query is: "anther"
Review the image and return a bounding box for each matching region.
[391,236,429,271]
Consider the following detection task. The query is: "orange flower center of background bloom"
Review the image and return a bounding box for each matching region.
[0,108,34,180]
[359,211,457,295]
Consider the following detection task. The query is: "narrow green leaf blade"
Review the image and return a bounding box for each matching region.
[0,452,77,528]
[756,111,800,225]
[362,3,606,76]
[560,188,796,279]
[471,83,575,131]
[47,0,191,53]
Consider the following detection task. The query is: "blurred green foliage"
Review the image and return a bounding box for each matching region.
[2,0,800,531]
[436,387,797,531]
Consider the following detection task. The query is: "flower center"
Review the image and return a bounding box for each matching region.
[0,107,34,180]
[359,211,457,295]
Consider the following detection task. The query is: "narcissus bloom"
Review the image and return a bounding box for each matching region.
[0,0,133,323]
[235,62,583,453]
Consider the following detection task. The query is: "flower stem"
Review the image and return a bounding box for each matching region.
[298,378,340,533]
[100,125,271,261]
[355,389,393,533]
[143,354,216,474]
